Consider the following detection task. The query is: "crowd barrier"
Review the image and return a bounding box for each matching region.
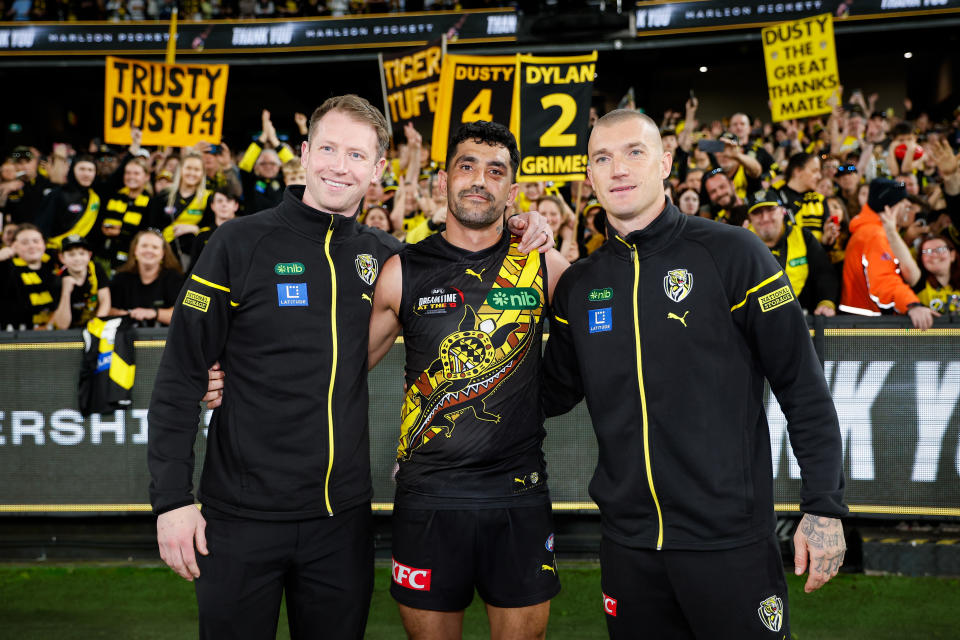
[0,316,958,520]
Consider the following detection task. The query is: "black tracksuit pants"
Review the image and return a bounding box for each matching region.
[194,502,374,640]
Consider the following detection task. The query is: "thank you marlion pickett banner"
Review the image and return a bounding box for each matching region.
[762,14,840,122]
[510,51,596,182]
[104,56,229,147]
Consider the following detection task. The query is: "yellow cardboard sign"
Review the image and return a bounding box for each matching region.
[761,14,840,123]
[104,56,229,147]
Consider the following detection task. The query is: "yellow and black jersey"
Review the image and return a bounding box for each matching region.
[37,185,101,250]
[779,186,827,240]
[913,279,959,314]
[94,188,155,269]
[0,254,59,329]
[395,231,549,508]
[753,221,839,314]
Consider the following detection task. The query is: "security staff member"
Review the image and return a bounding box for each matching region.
[542,110,847,639]
[152,96,554,640]
[745,189,839,316]
[367,121,567,640]
[148,95,402,640]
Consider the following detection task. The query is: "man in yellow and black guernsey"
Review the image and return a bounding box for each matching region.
[542,111,847,639]
[745,189,838,316]
[149,98,553,640]
[368,121,568,640]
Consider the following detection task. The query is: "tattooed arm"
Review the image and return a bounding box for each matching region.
[793,514,846,593]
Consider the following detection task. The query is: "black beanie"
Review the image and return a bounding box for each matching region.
[868,178,908,212]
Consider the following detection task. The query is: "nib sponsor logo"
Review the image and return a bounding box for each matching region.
[602,592,617,617]
[392,558,432,591]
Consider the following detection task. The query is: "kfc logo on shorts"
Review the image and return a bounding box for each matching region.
[602,592,617,617]
[392,558,432,591]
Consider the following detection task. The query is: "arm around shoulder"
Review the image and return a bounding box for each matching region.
[368,253,404,370]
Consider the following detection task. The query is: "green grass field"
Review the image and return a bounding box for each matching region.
[0,563,957,639]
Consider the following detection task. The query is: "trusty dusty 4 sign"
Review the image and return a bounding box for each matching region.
[104,56,229,147]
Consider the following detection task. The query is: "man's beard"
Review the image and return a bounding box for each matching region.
[450,187,504,230]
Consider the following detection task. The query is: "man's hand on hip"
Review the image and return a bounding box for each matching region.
[157,504,208,581]
[793,513,845,593]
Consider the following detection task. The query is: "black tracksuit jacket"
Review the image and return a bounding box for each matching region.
[542,199,847,551]
[148,186,401,519]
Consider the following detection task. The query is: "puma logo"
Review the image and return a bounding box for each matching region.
[667,311,689,327]
[514,477,526,486]
[541,564,556,574]
[465,268,486,282]
[361,293,373,305]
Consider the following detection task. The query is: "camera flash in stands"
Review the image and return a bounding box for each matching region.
[699,66,708,73]
[904,52,913,59]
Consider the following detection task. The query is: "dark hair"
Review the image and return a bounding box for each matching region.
[212,187,239,203]
[891,122,914,139]
[918,233,960,290]
[785,151,817,182]
[445,121,520,181]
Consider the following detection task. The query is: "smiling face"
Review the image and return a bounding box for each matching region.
[60,246,92,273]
[538,198,564,235]
[920,237,955,278]
[364,206,391,232]
[13,229,45,264]
[300,110,385,217]
[440,139,518,230]
[748,205,786,246]
[124,161,148,192]
[704,172,736,209]
[133,232,165,270]
[180,157,204,191]
[587,114,670,226]
[794,156,822,193]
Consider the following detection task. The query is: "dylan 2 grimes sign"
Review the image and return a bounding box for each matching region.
[511,51,597,182]
[761,14,839,122]
[103,56,229,147]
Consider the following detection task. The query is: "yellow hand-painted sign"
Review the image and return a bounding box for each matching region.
[103,56,229,147]
[761,14,840,123]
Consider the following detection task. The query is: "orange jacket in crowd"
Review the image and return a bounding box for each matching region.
[840,204,920,315]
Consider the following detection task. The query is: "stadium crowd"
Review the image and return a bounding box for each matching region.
[2,92,960,331]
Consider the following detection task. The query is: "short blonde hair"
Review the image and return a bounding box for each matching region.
[308,94,390,159]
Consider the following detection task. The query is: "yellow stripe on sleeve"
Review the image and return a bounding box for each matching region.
[190,274,231,293]
[730,270,784,312]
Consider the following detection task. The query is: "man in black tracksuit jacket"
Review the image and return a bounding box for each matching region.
[542,110,847,639]
[148,97,402,640]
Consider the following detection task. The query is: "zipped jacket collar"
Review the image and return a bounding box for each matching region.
[606,197,687,261]
[279,185,360,239]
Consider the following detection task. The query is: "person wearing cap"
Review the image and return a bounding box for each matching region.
[51,234,111,329]
[745,189,838,316]
[0,223,59,330]
[840,178,939,329]
[542,109,846,638]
